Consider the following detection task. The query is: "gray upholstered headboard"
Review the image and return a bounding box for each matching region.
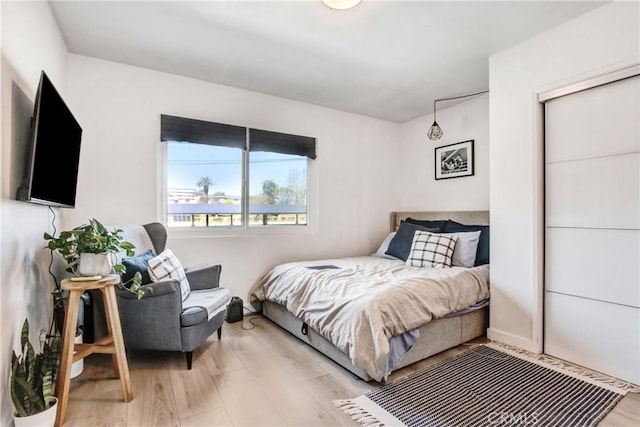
[390,211,490,231]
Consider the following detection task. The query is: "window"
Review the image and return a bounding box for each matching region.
[249,151,307,226]
[167,143,243,227]
[161,115,315,230]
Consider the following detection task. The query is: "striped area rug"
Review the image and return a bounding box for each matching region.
[335,345,625,427]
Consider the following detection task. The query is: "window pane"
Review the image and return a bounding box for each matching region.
[166,142,243,227]
[249,151,307,227]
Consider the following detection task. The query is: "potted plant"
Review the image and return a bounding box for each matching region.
[44,218,146,298]
[11,319,61,427]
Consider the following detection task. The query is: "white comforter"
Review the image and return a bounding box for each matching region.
[251,256,490,381]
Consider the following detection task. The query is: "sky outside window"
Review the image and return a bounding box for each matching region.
[167,142,306,198]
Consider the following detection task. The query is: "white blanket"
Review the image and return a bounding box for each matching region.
[251,256,490,381]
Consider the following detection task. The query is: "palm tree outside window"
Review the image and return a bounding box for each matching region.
[196,176,214,204]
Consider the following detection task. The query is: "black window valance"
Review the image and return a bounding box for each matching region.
[249,128,316,159]
[160,114,246,149]
[161,114,316,159]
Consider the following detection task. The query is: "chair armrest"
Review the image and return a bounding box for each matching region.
[186,264,222,291]
[115,280,184,351]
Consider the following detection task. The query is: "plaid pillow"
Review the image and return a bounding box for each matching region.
[148,249,190,300]
[406,230,458,268]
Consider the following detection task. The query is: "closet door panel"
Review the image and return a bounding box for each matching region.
[546,228,640,308]
[546,153,639,229]
[546,76,639,163]
[545,292,640,385]
[545,73,639,384]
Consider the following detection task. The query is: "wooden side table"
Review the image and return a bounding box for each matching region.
[56,275,133,426]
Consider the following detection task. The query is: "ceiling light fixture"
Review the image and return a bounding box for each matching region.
[322,0,362,10]
[428,90,489,141]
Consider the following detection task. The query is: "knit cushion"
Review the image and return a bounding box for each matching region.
[148,249,190,301]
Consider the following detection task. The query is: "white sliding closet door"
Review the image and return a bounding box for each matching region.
[544,73,640,384]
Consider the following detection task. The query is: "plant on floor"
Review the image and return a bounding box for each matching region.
[11,319,61,417]
[44,218,147,298]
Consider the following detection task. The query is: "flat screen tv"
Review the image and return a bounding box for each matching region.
[18,71,82,208]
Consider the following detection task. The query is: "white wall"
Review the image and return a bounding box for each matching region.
[488,1,639,352]
[399,94,489,212]
[65,55,401,301]
[0,1,68,423]
[10,3,634,420]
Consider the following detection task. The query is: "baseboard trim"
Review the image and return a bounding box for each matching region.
[487,327,538,353]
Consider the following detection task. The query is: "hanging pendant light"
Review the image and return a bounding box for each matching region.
[427,99,443,140]
[428,90,489,141]
[427,121,443,140]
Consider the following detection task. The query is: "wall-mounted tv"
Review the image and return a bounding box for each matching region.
[18,71,82,208]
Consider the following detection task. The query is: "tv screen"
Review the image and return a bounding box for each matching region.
[19,71,82,208]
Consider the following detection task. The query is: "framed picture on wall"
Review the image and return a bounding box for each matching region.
[435,140,474,180]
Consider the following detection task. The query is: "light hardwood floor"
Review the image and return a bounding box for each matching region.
[65,316,639,426]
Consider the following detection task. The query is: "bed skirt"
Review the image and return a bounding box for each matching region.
[262,300,488,382]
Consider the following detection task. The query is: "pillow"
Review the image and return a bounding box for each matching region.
[441,231,481,268]
[443,221,490,266]
[147,249,191,301]
[386,222,439,261]
[121,249,155,285]
[406,231,458,268]
[404,218,448,233]
[373,232,399,259]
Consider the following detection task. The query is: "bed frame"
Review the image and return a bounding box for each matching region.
[263,211,490,382]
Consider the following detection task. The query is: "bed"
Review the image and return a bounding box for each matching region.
[251,211,490,382]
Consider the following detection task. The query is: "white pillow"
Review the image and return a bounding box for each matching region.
[406,231,458,268]
[147,249,190,301]
[373,232,399,259]
[440,231,481,268]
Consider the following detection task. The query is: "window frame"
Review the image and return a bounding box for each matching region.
[159,136,317,237]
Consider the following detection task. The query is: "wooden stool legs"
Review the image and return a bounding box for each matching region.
[55,290,81,427]
[103,285,133,400]
[56,277,133,426]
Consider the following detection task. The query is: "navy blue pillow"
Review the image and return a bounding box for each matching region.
[121,250,155,284]
[404,218,448,232]
[443,221,490,266]
[386,222,439,261]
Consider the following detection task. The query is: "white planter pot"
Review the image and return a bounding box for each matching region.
[14,397,57,427]
[78,253,111,276]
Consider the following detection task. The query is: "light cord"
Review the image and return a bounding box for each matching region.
[434,89,489,104]
[433,89,489,115]
[429,89,488,140]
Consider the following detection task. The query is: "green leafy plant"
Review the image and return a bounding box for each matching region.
[11,319,61,417]
[44,218,148,298]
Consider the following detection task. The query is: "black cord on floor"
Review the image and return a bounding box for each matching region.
[240,313,263,330]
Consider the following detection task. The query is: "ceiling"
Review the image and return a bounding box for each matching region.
[49,1,604,123]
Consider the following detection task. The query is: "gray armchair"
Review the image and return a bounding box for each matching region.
[114,222,230,369]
